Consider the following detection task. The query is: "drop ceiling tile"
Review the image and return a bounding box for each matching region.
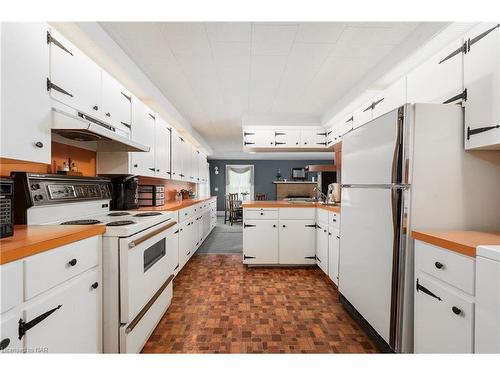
[210,42,251,69]
[337,25,419,46]
[295,22,347,43]
[251,24,298,55]
[161,22,211,54]
[205,22,252,42]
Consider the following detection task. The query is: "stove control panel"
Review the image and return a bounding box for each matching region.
[13,173,112,206]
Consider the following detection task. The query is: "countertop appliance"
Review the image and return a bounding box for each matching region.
[475,245,500,353]
[291,167,306,180]
[138,184,165,207]
[339,103,500,353]
[9,173,177,353]
[0,179,14,238]
[327,183,341,204]
[109,175,139,211]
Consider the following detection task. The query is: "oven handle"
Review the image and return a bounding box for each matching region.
[125,274,174,334]
[128,221,177,249]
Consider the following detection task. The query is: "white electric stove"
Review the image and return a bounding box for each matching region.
[12,173,179,353]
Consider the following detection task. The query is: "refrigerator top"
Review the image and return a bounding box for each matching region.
[342,106,406,186]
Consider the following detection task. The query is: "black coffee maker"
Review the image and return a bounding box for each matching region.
[109,175,139,210]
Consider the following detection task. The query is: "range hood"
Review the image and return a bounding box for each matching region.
[51,108,150,152]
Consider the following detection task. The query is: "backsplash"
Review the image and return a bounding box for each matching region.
[138,176,196,201]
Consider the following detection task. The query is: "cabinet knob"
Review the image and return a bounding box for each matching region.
[260,212,264,215]
[273,224,276,228]
[34,141,44,148]
[0,338,10,350]
[133,164,138,168]
[93,105,99,111]
[452,306,462,315]
[282,224,286,228]
[68,258,77,267]
[91,282,99,289]
[105,112,111,117]
[435,261,444,269]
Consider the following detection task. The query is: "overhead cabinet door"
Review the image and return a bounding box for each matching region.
[171,129,183,180]
[464,23,500,150]
[101,71,132,133]
[278,220,316,264]
[243,129,276,148]
[243,220,278,264]
[130,100,156,177]
[48,28,101,116]
[275,129,301,148]
[371,78,407,119]
[300,128,327,147]
[154,117,171,179]
[1,22,51,164]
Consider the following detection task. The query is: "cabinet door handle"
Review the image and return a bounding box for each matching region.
[47,31,73,55]
[305,224,316,228]
[434,261,444,269]
[105,112,111,117]
[244,223,256,228]
[18,305,62,339]
[46,78,73,97]
[91,282,99,289]
[68,258,77,267]
[174,264,179,271]
[452,306,462,315]
[244,255,256,260]
[34,141,44,148]
[304,256,316,259]
[93,105,99,111]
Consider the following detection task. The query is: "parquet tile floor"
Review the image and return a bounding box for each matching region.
[142,253,379,353]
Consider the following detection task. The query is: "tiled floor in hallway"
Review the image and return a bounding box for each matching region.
[142,254,379,353]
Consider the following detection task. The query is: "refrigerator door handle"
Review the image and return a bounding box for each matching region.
[389,186,404,349]
[391,107,405,184]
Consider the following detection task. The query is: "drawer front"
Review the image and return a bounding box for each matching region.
[279,208,316,220]
[179,206,195,221]
[244,208,279,220]
[24,236,101,300]
[329,212,340,229]
[1,260,23,314]
[414,274,474,353]
[317,208,329,224]
[415,241,475,295]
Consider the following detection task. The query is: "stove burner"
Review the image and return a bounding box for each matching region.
[106,220,136,227]
[108,212,130,217]
[134,212,162,217]
[61,219,102,225]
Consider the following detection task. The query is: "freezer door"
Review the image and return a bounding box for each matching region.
[339,186,401,345]
[342,108,402,185]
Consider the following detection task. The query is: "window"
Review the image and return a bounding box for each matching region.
[226,165,254,200]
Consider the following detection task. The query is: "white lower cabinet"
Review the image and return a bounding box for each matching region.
[242,220,279,264]
[278,220,316,264]
[328,229,340,286]
[22,268,102,353]
[316,221,329,274]
[178,219,196,269]
[414,274,475,353]
[0,235,102,354]
[414,240,476,353]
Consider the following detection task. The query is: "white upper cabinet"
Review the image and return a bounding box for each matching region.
[275,129,301,148]
[407,38,465,104]
[1,22,51,164]
[371,77,407,119]
[100,71,132,134]
[300,128,328,148]
[154,116,171,179]
[130,99,156,177]
[187,145,197,183]
[48,27,101,117]
[464,23,500,150]
[352,99,374,129]
[181,136,192,181]
[171,128,183,180]
[243,128,275,148]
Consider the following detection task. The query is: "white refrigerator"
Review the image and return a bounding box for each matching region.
[339,103,500,353]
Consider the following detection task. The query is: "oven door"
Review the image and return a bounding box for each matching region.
[119,220,177,324]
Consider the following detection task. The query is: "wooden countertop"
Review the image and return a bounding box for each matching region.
[138,196,216,212]
[412,230,500,257]
[242,200,341,213]
[0,225,106,265]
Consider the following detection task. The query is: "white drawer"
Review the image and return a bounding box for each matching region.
[24,236,101,300]
[244,208,279,220]
[317,208,329,223]
[279,208,316,220]
[0,260,23,314]
[179,206,195,221]
[415,241,475,295]
[329,212,340,229]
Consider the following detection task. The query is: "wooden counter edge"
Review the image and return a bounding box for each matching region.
[412,231,478,257]
[0,225,106,265]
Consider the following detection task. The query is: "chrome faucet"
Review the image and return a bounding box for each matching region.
[313,186,328,203]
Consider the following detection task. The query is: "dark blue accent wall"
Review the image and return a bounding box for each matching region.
[208,159,333,211]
